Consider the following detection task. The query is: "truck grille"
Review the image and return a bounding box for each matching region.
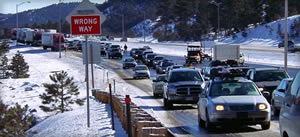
[176,87,201,96]
[230,105,254,111]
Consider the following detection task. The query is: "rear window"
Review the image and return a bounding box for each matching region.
[162,62,174,67]
[154,57,164,60]
[135,66,148,70]
[125,58,134,62]
[210,82,260,96]
[254,70,288,82]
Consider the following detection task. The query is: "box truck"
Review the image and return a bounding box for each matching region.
[42,32,65,51]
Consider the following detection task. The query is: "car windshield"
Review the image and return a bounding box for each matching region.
[147,54,156,59]
[157,75,166,81]
[135,66,148,70]
[125,58,134,62]
[154,57,164,60]
[111,45,120,48]
[210,82,260,96]
[187,51,199,56]
[162,62,174,67]
[112,49,119,52]
[169,71,203,82]
[254,70,288,82]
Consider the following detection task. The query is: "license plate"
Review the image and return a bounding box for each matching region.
[237,112,248,119]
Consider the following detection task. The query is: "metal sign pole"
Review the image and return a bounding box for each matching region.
[90,43,95,88]
[85,35,90,128]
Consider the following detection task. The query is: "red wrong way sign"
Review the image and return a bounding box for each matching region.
[71,15,101,35]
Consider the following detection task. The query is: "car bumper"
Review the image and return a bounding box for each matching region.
[135,73,149,78]
[168,95,199,104]
[209,111,270,125]
[153,87,164,94]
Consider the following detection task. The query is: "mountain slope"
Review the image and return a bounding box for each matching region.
[219,15,300,47]
[0,3,79,28]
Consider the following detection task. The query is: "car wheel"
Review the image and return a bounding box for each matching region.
[153,92,158,97]
[198,113,205,128]
[261,121,271,130]
[205,110,215,131]
[271,101,280,116]
[163,97,173,109]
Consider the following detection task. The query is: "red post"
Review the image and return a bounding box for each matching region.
[125,95,132,137]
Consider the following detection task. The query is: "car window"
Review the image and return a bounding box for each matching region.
[157,75,166,81]
[277,80,285,89]
[135,66,147,70]
[210,82,260,96]
[291,71,300,96]
[254,70,288,82]
[169,71,203,82]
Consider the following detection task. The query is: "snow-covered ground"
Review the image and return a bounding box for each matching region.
[219,15,300,47]
[0,44,126,136]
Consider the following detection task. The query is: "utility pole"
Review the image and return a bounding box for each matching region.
[16,1,30,45]
[143,11,146,42]
[122,14,125,38]
[59,0,62,58]
[210,0,221,38]
[284,0,288,71]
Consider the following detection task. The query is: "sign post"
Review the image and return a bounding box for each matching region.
[66,0,106,128]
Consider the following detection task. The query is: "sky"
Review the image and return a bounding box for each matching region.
[0,0,105,14]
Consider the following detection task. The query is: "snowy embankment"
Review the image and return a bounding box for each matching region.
[0,44,126,136]
[219,15,300,47]
[128,15,300,47]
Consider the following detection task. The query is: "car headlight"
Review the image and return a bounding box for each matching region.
[216,105,225,111]
[163,69,166,72]
[258,104,267,110]
[148,60,151,62]
[258,88,264,92]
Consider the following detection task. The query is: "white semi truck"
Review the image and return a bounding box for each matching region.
[213,44,244,64]
[41,32,65,51]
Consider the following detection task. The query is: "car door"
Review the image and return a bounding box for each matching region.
[281,72,300,137]
[199,82,210,120]
[274,80,285,107]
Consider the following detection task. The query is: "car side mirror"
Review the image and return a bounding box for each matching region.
[262,91,270,97]
[278,89,285,93]
[204,77,209,81]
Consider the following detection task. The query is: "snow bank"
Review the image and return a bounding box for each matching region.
[219,15,300,47]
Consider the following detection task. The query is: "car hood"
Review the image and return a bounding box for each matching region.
[169,81,203,87]
[211,96,267,105]
[136,70,149,73]
[255,81,280,88]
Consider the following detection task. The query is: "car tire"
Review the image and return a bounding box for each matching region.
[205,110,215,131]
[153,92,158,97]
[198,114,205,128]
[163,97,173,109]
[271,101,280,116]
[261,121,271,130]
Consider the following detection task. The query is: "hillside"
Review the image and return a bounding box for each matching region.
[0,3,79,28]
[219,15,300,47]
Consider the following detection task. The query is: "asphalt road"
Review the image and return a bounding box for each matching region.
[98,53,299,137]
[69,41,299,137]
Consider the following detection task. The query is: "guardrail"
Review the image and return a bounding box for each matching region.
[92,90,173,137]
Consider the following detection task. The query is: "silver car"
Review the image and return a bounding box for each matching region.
[280,71,300,137]
[197,78,271,130]
[133,65,150,79]
[271,78,293,116]
[152,74,167,97]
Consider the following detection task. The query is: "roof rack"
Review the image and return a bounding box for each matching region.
[210,67,247,80]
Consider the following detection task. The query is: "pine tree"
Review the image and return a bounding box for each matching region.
[0,100,36,137]
[0,55,9,79]
[0,42,9,56]
[40,71,84,113]
[10,51,29,78]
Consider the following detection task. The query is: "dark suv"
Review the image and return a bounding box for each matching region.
[163,68,205,109]
[246,68,289,102]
